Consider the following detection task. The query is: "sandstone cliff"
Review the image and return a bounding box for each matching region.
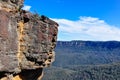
[0,0,58,80]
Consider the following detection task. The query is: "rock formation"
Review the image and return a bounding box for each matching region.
[0,0,58,80]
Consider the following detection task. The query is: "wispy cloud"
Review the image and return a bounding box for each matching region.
[52,16,120,41]
[22,5,31,11]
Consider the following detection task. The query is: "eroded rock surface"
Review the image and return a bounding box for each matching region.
[0,0,58,80]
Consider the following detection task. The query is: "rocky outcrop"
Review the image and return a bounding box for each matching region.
[0,0,58,80]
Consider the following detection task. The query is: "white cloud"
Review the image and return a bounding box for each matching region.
[52,16,120,41]
[22,5,31,11]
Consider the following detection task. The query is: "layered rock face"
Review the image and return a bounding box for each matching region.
[0,0,58,80]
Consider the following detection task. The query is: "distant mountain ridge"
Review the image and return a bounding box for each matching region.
[54,41,120,67]
[57,41,120,49]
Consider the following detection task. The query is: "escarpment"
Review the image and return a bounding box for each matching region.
[0,0,58,80]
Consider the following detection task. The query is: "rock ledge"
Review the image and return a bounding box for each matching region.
[0,0,58,80]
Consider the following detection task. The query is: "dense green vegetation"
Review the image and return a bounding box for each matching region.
[43,41,120,80]
[43,63,120,80]
[54,41,120,67]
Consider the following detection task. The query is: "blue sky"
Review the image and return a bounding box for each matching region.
[23,0,120,41]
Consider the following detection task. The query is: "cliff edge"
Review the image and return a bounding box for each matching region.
[0,0,58,80]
